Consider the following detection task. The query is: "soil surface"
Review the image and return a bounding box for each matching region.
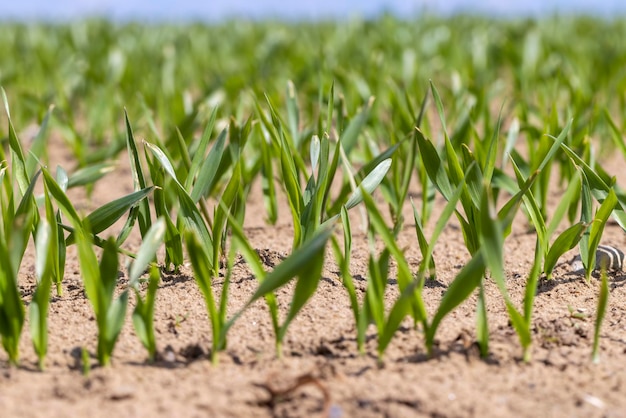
[2,137,626,418]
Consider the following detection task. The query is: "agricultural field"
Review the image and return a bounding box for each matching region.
[1,15,626,417]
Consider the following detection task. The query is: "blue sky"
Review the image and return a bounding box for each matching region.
[1,0,625,21]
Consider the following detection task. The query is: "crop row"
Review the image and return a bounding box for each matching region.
[1,17,626,369]
[0,77,624,369]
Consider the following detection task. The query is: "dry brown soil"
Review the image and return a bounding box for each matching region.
[1,139,626,418]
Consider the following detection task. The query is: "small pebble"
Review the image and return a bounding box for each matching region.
[110,386,134,401]
[582,394,605,409]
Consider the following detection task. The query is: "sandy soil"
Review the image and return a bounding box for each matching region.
[1,138,626,418]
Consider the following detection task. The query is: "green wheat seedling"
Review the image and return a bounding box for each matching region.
[145,138,211,261]
[45,168,68,296]
[371,175,488,358]
[281,129,391,249]
[255,93,331,248]
[413,81,504,256]
[75,227,129,367]
[144,149,184,269]
[124,111,153,240]
[330,207,366,353]
[142,117,236,271]
[133,106,220,269]
[375,90,428,234]
[2,88,34,203]
[468,122,581,359]
[183,155,242,364]
[358,190,428,359]
[501,120,598,280]
[580,184,618,282]
[145,133,241,262]
[370,134,415,235]
[63,186,154,252]
[410,171,468,284]
[0,210,31,366]
[128,218,166,363]
[225,219,332,358]
[41,116,155,255]
[29,218,53,370]
[507,158,586,281]
[541,171,586,279]
[560,142,626,226]
[0,169,40,366]
[254,83,384,249]
[42,168,131,366]
[592,266,609,363]
[185,228,231,364]
[227,213,280,354]
[131,265,160,363]
[558,142,626,281]
[477,184,542,362]
[144,123,242,361]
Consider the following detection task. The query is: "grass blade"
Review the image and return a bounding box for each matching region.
[584,188,618,281]
[67,162,116,189]
[26,105,54,178]
[426,252,485,353]
[30,219,53,369]
[592,268,609,363]
[544,222,587,279]
[145,141,213,260]
[190,128,227,203]
[186,229,222,362]
[66,187,154,246]
[132,264,160,362]
[129,218,166,286]
[341,96,374,156]
[344,158,392,211]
